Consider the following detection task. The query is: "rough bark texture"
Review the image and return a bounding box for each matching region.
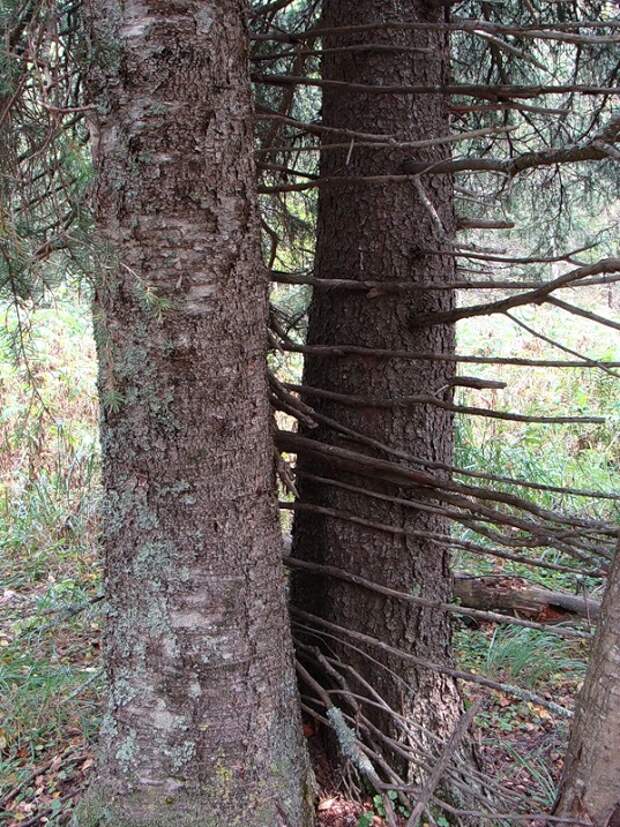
[78,2,313,825]
[552,548,620,827]
[291,0,469,783]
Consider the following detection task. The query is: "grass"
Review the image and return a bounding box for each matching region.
[0,297,103,823]
[450,285,619,597]
[456,625,587,689]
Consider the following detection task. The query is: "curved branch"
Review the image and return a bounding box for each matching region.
[408,258,620,328]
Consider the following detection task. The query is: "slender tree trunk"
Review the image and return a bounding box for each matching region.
[77,2,313,825]
[552,548,620,827]
[291,0,471,785]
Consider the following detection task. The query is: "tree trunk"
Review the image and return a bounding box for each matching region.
[291,0,470,787]
[552,548,620,827]
[77,2,313,825]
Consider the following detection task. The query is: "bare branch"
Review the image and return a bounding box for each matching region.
[277,337,620,372]
[252,18,620,46]
[284,556,593,639]
[408,257,620,328]
[253,72,620,101]
[291,608,573,717]
[287,381,606,424]
[406,703,480,827]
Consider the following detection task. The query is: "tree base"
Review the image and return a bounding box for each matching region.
[73,771,317,827]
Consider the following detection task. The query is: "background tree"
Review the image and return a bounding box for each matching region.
[253,0,619,818]
[287,0,470,784]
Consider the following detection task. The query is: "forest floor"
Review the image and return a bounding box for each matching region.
[0,538,585,827]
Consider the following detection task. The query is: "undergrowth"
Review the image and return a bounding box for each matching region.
[0,297,102,822]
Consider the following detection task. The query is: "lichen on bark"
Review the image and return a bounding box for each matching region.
[78,1,314,824]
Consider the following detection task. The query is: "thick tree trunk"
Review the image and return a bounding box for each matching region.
[552,549,620,827]
[78,2,313,825]
[291,0,470,788]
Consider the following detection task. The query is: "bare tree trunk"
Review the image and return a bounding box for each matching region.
[77,2,313,825]
[291,0,474,792]
[552,548,620,827]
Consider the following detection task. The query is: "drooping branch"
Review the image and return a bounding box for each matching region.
[407,257,620,328]
[286,381,606,425]
[271,331,620,511]
[276,431,616,557]
[292,608,574,717]
[284,556,594,639]
[275,409,620,507]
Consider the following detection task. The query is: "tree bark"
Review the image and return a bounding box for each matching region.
[78,2,313,825]
[291,0,472,791]
[552,548,620,827]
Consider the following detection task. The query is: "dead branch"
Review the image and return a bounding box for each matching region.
[257,124,513,154]
[287,381,606,424]
[408,257,620,328]
[277,337,620,372]
[252,18,620,46]
[402,114,620,176]
[506,311,620,377]
[271,269,620,293]
[284,555,593,639]
[456,218,515,230]
[280,500,602,578]
[292,609,573,717]
[546,295,620,332]
[296,660,398,825]
[253,74,620,101]
[406,703,480,827]
[277,430,618,542]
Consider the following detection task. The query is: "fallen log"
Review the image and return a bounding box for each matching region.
[454,574,600,623]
